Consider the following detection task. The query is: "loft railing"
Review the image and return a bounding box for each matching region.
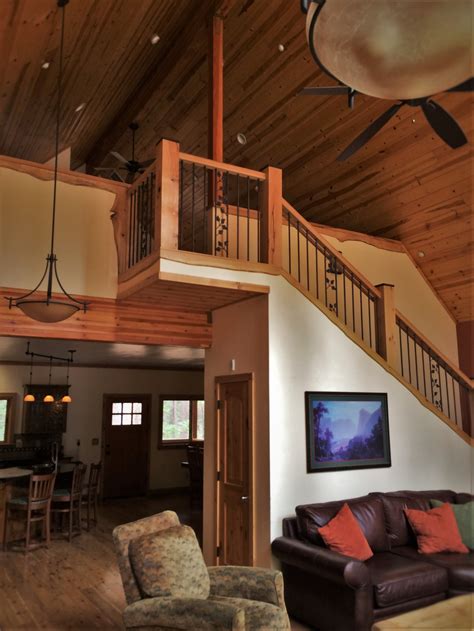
[118,139,472,438]
[125,166,156,271]
[396,311,472,430]
[282,200,381,351]
[178,153,265,262]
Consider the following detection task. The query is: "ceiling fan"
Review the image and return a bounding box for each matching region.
[300,0,473,161]
[93,122,154,182]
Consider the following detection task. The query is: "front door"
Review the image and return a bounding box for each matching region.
[102,395,150,498]
[216,375,253,565]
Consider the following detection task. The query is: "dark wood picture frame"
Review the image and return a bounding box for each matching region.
[305,392,391,473]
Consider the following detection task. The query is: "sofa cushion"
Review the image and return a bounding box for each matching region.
[129,525,210,599]
[392,546,474,593]
[456,493,474,505]
[374,490,457,548]
[431,500,474,550]
[365,552,448,609]
[404,503,469,554]
[318,503,373,561]
[296,495,390,552]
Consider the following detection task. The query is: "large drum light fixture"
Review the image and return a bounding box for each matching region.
[300,0,473,160]
[6,0,88,322]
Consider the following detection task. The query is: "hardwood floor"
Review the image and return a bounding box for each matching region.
[0,493,307,630]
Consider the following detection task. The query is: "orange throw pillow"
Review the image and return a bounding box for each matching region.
[404,502,469,554]
[318,502,373,561]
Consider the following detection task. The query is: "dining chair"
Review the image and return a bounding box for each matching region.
[186,444,203,508]
[3,472,56,552]
[82,462,101,530]
[51,463,87,542]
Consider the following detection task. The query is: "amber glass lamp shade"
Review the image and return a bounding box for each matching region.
[306,0,472,100]
[61,394,72,403]
[24,393,35,402]
[43,394,55,403]
[17,300,80,323]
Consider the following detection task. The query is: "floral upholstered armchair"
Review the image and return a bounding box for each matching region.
[112,511,290,631]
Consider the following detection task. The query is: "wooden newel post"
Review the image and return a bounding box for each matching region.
[259,166,282,266]
[155,139,180,252]
[376,284,398,369]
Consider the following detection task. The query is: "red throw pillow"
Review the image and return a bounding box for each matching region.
[318,502,373,561]
[404,502,469,554]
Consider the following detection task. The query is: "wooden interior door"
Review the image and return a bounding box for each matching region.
[102,395,150,498]
[216,375,253,566]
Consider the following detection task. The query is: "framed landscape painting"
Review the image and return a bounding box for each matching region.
[305,392,391,473]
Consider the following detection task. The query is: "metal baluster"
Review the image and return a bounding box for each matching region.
[422,346,428,398]
[127,192,133,268]
[225,172,230,258]
[256,181,260,262]
[288,212,292,275]
[334,257,339,316]
[438,361,444,413]
[191,163,195,252]
[351,272,355,332]
[399,324,404,377]
[247,176,250,261]
[444,369,451,420]
[306,228,310,290]
[315,240,319,299]
[429,351,435,404]
[236,175,240,259]
[297,221,301,283]
[359,282,364,343]
[368,291,372,348]
[179,161,184,249]
[414,336,420,390]
[214,169,218,255]
[406,331,412,384]
[343,267,347,325]
[204,167,208,254]
[324,250,328,308]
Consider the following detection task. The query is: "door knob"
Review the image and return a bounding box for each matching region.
[241,496,249,501]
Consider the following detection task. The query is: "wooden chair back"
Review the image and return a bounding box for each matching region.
[71,464,87,498]
[88,462,102,494]
[29,472,56,508]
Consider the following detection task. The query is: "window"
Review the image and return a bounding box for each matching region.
[0,394,15,444]
[159,396,204,447]
[111,401,143,426]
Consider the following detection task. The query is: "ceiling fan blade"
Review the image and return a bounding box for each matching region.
[92,167,114,171]
[110,170,126,183]
[338,102,403,161]
[421,99,467,148]
[447,78,473,92]
[110,150,130,165]
[138,158,155,169]
[125,171,136,184]
[300,86,351,96]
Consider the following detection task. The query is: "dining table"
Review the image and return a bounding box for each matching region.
[0,467,33,543]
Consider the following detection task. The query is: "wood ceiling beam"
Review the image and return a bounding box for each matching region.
[84,0,210,169]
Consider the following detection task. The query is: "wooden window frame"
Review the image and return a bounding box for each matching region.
[0,393,16,445]
[158,394,204,449]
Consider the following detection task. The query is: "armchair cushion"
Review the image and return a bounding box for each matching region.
[129,525,210,600]
[211,596,290,630]
[123,596,245,630]
[208,566,286,608]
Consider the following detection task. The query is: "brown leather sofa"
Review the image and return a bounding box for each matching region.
[272,490,473,631]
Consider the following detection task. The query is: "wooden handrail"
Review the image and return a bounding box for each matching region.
[179,151,266,181]
[395,309,473,389]
[130,161,156,190]
[282,198,382,300]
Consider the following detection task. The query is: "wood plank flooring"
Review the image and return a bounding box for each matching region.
[0,493,307,630]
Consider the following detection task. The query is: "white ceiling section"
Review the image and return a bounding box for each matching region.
[0,337,204,370]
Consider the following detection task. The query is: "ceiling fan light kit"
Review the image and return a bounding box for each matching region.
[300,0,473,160]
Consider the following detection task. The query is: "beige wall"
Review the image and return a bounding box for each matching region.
[0,363,203,491]
[321,233,459,365]
[0,167,118,298]
[204,295,270,566]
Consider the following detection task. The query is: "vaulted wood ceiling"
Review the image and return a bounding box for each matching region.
[1,0,472,320]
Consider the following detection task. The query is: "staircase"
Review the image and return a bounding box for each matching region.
[118,139,473,442]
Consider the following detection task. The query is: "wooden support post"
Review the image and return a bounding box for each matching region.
[259,166,282,265]
[155,139,180,251]
[208,15,224,162]
[376,284,398,368]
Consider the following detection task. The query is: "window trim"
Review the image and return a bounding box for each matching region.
[158,394,204,449]
[0,393,16,445]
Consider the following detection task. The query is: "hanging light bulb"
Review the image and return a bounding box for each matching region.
[44,357,55,403]
[61,350,74,403]
[24,342,36,402]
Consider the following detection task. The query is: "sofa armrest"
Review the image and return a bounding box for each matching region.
[272,536,370,590]
[208,566,285,608]
[123,596,245,630]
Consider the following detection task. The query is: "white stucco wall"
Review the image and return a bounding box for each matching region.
[161,258,472,542]
[0,168,118,298]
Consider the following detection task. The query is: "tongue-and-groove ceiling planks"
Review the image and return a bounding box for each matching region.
[0,0,472,320]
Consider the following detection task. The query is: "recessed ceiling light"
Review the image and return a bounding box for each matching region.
[236,132,247,145]
[151,34,160,45]
[418,251,425,258]
[278,43,285,52]
[75,102,86,113]
[41,61,50,70]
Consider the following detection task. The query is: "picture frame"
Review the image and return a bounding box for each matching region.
[305,392,391,473]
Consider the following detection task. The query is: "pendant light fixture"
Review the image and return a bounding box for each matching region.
[5,0,88,323]
[23,342,75,404]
